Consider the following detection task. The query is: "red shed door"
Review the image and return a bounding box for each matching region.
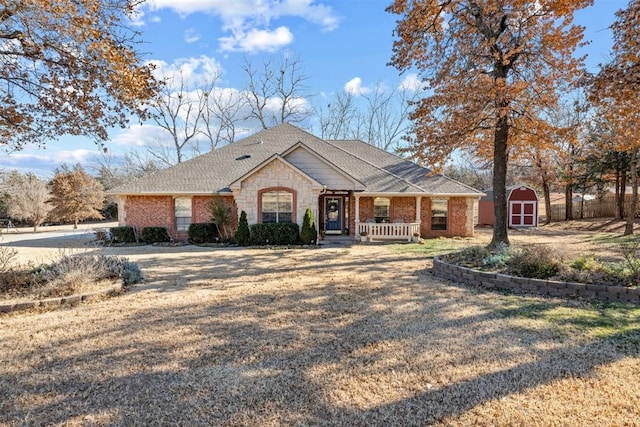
[509,201,537,227]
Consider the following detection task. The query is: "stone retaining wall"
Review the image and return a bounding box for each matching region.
[0,281,124,314]
[433,257,640,304]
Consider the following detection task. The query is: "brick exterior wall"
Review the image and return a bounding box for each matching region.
[123,195,174,237]
[358,197,374,223]
[192,196,213,224]
[193,196,238,238]
[391,197,416,223]
[122,195,238,241]
[349,196,356,236]
[419,197,474,238]
[122,191,476,241]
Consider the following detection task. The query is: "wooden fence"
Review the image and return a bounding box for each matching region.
[548,196,640,221]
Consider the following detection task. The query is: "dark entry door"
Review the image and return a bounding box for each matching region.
[325,197,342,234]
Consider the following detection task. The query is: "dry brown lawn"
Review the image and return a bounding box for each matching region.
[1,221,640,425]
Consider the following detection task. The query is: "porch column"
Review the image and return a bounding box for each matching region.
[415,196,422,223]
[355,194,361,237]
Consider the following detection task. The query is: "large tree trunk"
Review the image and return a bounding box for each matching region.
[624,147,638,235]
[618,166,627,220]
[490,115,509,247]
[615,167,621,220]
[542,175,551,225]
[564,183,573,221]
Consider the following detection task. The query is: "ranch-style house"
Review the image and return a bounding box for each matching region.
[108,123,484,241]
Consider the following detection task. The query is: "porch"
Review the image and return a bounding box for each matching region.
[357,221,420,242]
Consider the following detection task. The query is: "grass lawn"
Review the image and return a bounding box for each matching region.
[1,239,639,426]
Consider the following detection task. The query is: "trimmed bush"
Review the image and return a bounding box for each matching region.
[109,226,136,243]
[506,247,561,279]
[188,222,219,244]
[250,223,299,246]
[235,211,251,246]
[141,226,170,243]
[300,208,317,245]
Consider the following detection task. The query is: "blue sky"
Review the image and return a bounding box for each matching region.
[1,0,628,177]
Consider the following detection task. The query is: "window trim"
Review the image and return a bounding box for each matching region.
[258,187,297,224]
[373,197,391,223]
[431,198,448,231]
[174,197,192,232]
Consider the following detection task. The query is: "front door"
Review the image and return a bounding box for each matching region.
[325,197,342,234]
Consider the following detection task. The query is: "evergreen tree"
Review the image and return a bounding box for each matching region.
[300,208,317,245]
[235,211,250,246]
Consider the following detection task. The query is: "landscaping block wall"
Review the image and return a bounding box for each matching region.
[433,257,640,304]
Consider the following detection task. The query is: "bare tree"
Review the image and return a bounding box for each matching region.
[200,86,247,150]
[148,71,207,164]
[4,171,51,232]
[314,84,418,151]
[315,92,358,140]
[242,54,312,129]
[358,84,418,151]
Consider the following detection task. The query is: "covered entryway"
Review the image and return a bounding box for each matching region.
[320,192,350,235]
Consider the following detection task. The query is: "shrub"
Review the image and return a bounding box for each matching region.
[119,259,144,285]
[235,211,250,246]
[250,223,299,246]
[141,226,170,243]
[300,208,317,245]
[0,236,17,273]
[110,226,136,243]
[29,254,143,297]
[210,195,232,240]
[506,246,561,279]
[445,245,491,269]
[188,222,219,244]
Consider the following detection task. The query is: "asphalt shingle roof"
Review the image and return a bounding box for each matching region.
[109,123,484,196]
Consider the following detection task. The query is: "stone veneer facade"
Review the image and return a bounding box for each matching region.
[231,158,323,226]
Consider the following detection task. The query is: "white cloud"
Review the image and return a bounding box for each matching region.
[142,0,340,52]
[111,124,171,148]
[150,15,162,23]
[219,26,293,53]
[184,28,201,44]
[148,55,223,88]
[129,8,146,27]
[398,73,422,92]
[0,149,103,177]
[344,77,372,96]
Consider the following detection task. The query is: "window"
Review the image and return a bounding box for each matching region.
[374,197,390,223]
[261,191,293,223]
[175,197,192,231]
[431,199,448,231]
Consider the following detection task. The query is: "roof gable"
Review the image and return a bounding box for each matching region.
[229,154,324,191]
[281,142,365,190]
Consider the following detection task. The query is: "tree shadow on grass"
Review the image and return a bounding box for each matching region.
[1,248,639,425]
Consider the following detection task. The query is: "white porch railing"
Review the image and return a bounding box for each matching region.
[358,222,420,242]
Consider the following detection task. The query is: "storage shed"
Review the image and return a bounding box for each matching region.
[478,185,539,227]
